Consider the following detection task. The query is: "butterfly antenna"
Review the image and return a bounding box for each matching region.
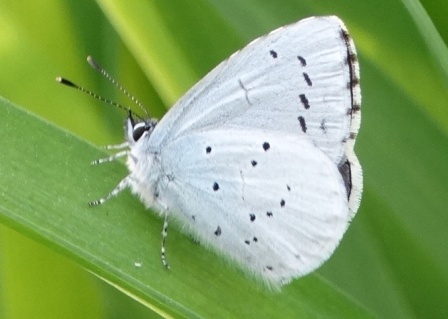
[55,76,144,120]
[87,55,150,118]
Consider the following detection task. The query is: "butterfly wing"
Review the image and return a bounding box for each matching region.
[155,128,349,287]
[149,16,361,168]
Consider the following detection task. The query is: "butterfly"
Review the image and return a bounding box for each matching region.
[57,15,362,288]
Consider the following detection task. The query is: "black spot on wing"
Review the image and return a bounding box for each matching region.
[338,159,352,199]
[299,94,310,110]
[206,146,212,154]
[249,213,256,222]
[251,160,257,167]
[298,116,307,133]
[297,56,307,67]
[213,182,219,191]
[348,77,360,89]
[214,226,222,236]
[280,199,285,207]
[270,50,278,58]
[266,211,273,217]
[303,72,312,86]
[340,28,350,43]
[262,142,270,151]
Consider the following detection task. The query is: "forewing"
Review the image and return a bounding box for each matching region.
[149,16,361,166]
[156,129,350,287]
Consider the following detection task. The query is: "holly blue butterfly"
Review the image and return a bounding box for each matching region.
[57,15,362,288]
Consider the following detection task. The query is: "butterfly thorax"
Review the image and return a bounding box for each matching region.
[126,114,162,211]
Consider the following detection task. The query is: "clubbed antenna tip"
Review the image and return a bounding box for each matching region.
[56,76,77,88]
[87,55,101,70]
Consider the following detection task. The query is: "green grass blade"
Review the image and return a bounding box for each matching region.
[0,98,373,318]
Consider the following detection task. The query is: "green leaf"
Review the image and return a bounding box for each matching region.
[0,98,372,318]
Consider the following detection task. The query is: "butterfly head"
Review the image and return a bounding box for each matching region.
[126,110,158,145]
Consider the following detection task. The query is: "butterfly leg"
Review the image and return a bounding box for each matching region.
[89,176,130,206]
[161,211,170,269]
[91,150,129,165]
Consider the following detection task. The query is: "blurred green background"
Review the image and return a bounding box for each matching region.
[0,0,447,318]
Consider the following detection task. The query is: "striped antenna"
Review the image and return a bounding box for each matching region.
[87,56,149,118]
[55,76,144,120]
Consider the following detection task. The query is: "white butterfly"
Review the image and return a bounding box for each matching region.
[58,15,362,288]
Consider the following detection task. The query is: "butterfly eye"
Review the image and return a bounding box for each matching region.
[133,122,149,141]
